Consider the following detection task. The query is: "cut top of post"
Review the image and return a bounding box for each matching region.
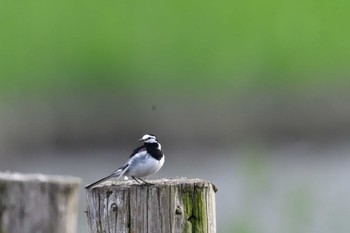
[86,177,218,191]
[0,171,81,185]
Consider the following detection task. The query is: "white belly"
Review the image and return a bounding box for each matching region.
[125,152,164,177]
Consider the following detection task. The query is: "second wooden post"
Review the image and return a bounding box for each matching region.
[86,178,217,233]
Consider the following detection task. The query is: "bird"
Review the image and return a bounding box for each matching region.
[85,134,164,189]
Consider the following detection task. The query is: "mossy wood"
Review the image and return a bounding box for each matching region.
[86,178,217,233]
[0,172,81,233]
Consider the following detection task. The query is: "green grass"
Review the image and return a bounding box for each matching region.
[0,0,349,96]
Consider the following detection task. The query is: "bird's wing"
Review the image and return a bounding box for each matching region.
[112,145,146,176]
[114,163,129,177]
[128,144,146,158]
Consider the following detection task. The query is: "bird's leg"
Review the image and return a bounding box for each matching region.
[138,177,154,185]
[131,176,142,184]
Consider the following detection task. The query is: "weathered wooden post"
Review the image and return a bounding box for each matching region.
[86,178,217,233]
[0,171,81,233]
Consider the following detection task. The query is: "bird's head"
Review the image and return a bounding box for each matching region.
[138,134,158,144]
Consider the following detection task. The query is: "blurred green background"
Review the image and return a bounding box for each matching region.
[1,0,349,95]
[1,1,350,233]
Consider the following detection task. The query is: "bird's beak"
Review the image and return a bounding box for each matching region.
[138,138,144,142]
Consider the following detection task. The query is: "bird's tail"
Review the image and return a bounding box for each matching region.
[85,173,115,189]
[85,166,128,189]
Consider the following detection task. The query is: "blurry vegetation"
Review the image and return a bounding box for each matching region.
[241,150,272,191]
[1,0,350,97]
[230,217,256,233]
[283,186,314,233]
[1,3,350,233]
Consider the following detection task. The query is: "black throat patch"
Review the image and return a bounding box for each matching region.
[145,143,163,161]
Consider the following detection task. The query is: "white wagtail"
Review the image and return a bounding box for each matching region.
[85,134,164,189]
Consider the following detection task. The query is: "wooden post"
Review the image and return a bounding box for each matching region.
[86,178,217,233]
[0,171,81,233]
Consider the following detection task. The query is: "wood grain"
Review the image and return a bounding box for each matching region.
[86,178,217,233]
[0,171,80,233]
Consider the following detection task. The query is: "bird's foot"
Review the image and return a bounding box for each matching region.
[132,177,154,185]
[139,178,154,185]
